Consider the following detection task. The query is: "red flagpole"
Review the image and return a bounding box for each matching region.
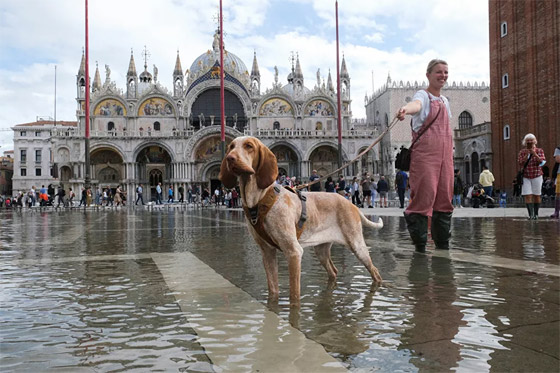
[220,0,226,158]
[84,0,91,189]
[335,1,343,168]
[85,0,90,140]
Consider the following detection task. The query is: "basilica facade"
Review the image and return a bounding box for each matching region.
[14,31,381,200]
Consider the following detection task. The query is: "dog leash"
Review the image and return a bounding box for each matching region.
[296,116,400,191]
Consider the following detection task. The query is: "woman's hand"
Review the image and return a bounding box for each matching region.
[397,107,407,121]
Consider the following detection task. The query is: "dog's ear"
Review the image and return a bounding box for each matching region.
[255,140,278,189]
[219,156,238,188]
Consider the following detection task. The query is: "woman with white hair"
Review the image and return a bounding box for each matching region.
[518,133,546,219]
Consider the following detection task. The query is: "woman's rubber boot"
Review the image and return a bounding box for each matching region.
[404,213,428,253]
[526,203,534,220]
[551,199,560,219]
[533,203,540,220]
[432,211,452,250]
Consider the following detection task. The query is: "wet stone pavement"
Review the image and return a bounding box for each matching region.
[0,207,558,372]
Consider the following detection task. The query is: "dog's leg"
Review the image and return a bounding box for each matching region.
[260,246,279,301]
[314,243,338,281]
[348,238,383,284]
[283,245,303,307]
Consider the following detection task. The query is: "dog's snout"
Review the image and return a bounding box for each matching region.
[226,153,236,162]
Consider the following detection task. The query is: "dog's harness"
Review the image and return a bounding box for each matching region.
[243,185,307,248]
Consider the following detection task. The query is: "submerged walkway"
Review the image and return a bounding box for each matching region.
[1,209,558,372]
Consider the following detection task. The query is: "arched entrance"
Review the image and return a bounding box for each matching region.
[148,169,163,202]
[191,88,246,130]
[60,166,72,183]
[309,145,339,177]
[471,152,480,184]
[271,144,299,179]
[193,135,234,194]
[206,165,222,198]
[136,145,172,201]
[91,148,124,189]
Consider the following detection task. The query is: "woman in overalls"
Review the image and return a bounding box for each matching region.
[396,59,454,252]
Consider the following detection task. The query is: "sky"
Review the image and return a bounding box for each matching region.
[0,0,490,151]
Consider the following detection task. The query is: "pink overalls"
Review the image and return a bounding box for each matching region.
[405,95,454,217]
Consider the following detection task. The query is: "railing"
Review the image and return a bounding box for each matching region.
[51,129,196,138]
[247,129,380,139]
[50,128,381,140]
[454,122,491,139]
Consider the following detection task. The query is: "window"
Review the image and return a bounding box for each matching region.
[35,131,41,137]
[21,168,27,176]
[35,150,42,163]
[458,111,473,129]
[503,124,510,140]
[154,121,161,131]
[501,22,507,37]
[20,149,27,162]
[107,121,115,131]
[35,168,41,176]
[502,73,509,88]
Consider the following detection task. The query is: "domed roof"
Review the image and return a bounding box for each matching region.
[282,83,311,97]
[188,31,249,78]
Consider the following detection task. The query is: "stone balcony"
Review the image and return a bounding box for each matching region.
[454,122,491,140]
[246,128,380,139]
[50,127,381,140]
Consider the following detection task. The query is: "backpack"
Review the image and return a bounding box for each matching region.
[396,172,404,186]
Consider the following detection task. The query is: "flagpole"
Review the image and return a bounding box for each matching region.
[84,0,91,190]
[220,0,226,159]
[54,65,57,126]
[335,0,343,168]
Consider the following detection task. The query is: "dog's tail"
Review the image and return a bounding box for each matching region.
[359,211,383,229]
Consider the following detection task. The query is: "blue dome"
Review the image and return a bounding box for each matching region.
[188,32,249,78]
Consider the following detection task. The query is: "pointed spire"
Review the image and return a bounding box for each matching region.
[78,48,85,75]
[92,62,102,91]
[294,53,303,78]
[127,49,137,77]
[327,69,334,91]
[340,55,349,78]
[173,50,183,76]
[251,51,260,77]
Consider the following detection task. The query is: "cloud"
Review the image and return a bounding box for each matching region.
[0,0,490,150]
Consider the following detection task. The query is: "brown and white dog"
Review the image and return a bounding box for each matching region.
[219,136,383,306]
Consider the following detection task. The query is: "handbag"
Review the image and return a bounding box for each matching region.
[516,155,531,185]
[395,104,442,171]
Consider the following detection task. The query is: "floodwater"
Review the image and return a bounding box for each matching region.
[0,208,558,372]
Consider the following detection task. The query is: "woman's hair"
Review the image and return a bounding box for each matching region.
[521,133,537,146]
[427,59,448,73]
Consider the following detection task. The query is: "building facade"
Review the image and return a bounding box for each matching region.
[365,75,491,184]
[0,150,14,196]
[11,121,77,193]
[489,0,560,191]
[12,31,380,199]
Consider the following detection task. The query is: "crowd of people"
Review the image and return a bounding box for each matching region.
[0,184,130,209]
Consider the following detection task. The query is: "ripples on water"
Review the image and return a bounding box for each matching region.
[1,210,558,372]
[0,257,213,372]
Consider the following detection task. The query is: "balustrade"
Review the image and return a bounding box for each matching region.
[246,128,379,139]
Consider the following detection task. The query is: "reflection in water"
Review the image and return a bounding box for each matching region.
[0,210,558,371]
[0,258,212,371]
[399,254,466,371]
